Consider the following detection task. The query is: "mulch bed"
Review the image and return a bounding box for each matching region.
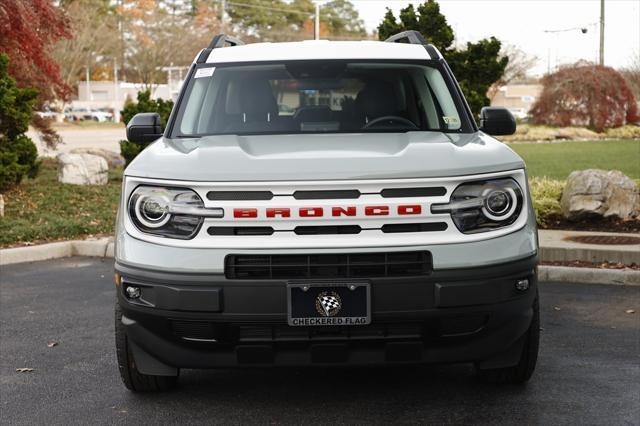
[541,260,639,271]
[541,214,640,233]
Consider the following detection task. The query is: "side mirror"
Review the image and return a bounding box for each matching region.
[479,107,516,136]
[126,113,163,144]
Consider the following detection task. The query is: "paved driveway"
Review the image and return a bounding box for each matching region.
[1,258,638,425]
[27,126,125,157]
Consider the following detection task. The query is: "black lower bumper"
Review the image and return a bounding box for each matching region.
[115,255,538,372]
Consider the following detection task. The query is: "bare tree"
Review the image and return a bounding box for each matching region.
[52,0,118,92]
[488,44,538,100]
[119,0,223,88]
[620,51,640,100]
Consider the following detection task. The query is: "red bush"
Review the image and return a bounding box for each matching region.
[530,63,639,132]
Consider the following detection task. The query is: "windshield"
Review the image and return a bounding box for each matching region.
[172,60,468,137]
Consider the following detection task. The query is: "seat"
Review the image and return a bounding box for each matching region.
[224,78,285,132]
[354,80,400,125]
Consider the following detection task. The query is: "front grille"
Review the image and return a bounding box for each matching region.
[380,187,446,198]
[294,225,361,235]
[208,226,274,236]
[225,251,432,279]
[293,190,361,200]
[207,191,273,200]
[381,222,448,233]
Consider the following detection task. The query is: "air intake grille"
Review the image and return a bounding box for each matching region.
[225,251,432,280]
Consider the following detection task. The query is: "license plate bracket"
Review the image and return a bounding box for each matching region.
[287,282,371,326]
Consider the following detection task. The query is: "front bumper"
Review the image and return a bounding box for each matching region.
[116,255,538,371]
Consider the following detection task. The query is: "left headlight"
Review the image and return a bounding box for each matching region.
[431,178,524,234]
[128,186,222,239]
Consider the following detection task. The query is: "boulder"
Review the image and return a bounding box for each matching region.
[69,148,125,167]
[57,153,108,185]
[561,169,639,220]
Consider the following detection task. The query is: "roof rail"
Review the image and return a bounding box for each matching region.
[196,33,245,63]
[384,30,426,45]
[207,33,245,49]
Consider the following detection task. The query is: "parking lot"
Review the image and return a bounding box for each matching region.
[1,257,638,425]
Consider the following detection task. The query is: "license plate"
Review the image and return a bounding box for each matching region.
[287,282,370,326]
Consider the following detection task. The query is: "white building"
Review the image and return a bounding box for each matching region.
[73,68,187,122]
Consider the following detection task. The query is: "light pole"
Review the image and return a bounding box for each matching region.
[314,2,320,40]
[599,0,605,65]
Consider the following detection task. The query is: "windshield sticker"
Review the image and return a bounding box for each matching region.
[442,116,460,128]
[194,67,215,78]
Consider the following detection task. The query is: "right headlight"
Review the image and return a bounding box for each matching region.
[431,178,523,234]
[128,186,223,239]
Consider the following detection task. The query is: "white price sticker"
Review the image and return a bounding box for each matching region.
[194,67,215,78]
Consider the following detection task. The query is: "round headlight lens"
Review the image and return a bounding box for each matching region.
[134,194,170,228]
[485,190,510,214]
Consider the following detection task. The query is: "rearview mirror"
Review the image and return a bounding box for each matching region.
[126,113,163,144]
[479,107,516,136]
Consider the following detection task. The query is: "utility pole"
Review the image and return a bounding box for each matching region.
[221,0,226,30]
[314,2,320,40]
[599,0,605,65]
[113,58,120,122]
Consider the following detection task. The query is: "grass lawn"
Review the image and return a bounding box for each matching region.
[0,159,122,247]
[510,139,640,180]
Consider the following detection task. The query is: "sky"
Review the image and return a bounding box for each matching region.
[350,0,640,75]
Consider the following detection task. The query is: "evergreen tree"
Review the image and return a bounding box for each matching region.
[0,54,40,192]
[377,0,507,117]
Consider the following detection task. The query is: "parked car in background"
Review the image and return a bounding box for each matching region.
[35,107,62,121]
[64,107,113,122]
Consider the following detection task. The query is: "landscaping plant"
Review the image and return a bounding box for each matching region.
[0,54,40,192]
[530,63,639,132]
[119,90,173,165]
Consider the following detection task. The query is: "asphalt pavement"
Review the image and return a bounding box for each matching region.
[1,257,638,425]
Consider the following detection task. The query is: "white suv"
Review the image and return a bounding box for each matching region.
[114,31,539,392]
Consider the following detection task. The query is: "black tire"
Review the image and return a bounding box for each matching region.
[476,295,540,384]
[115,302,178,392]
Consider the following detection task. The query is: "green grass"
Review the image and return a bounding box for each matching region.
[510,139,640,180]
[0,159,122,247]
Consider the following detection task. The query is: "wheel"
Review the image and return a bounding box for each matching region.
[115,302,178,392]
[476,294,540,384]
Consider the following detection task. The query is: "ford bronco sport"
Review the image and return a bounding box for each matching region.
[115,31,539,391]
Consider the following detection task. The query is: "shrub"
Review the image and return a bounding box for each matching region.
[119,90,173,165]
[530,63,639,132]
[0,53,40,192]
[528,177,564,226]
[604,124,640,140]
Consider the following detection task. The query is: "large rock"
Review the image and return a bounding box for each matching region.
[69,148,125,167]
[561,169,639,220]
[57,153,108,185]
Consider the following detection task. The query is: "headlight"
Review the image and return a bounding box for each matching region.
[431,178,523,234]
[128,186,223,239]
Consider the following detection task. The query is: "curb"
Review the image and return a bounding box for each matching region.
[538,265,640,286]
[0,238,114,266]
[2,237,639,286]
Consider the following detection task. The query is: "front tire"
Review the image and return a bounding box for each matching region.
[115,302,178,392]
[476,295,540,384]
